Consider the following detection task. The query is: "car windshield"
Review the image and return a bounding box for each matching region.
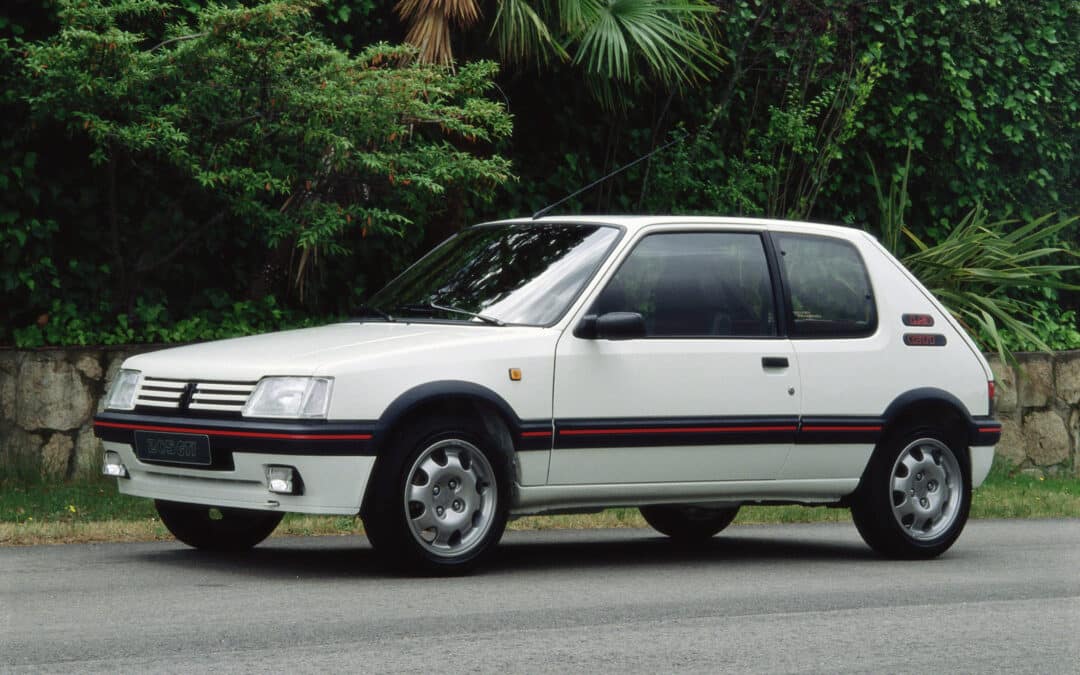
[366,223,622,326]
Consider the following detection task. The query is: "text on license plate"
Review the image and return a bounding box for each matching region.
[134,430,212,466]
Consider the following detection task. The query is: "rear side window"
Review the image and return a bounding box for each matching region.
[774,233,877,338]
[590,232,777,337]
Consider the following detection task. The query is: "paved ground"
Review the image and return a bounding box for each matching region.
[1,519,1078,673]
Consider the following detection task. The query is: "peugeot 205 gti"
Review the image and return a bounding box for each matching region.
[95,216,1002,573]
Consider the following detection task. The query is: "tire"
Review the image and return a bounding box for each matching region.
[851,426,970,559]
[155,500,283,551]
[640,504,740,541]
[361,415,511,575]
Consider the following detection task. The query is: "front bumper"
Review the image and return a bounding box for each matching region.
[94,412,379,515]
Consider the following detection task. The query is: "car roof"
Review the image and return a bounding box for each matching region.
[483,215,872,242]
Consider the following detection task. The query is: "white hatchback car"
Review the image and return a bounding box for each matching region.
[95,216,1001,572]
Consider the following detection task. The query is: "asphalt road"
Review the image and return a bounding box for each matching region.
[1,519,1078,673]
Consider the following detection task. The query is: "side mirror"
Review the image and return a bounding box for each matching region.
[592,312,646,340]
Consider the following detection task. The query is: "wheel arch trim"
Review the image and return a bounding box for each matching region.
[880,387,1001,449]
[372,380,530,455]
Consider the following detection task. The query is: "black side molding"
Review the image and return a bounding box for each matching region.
[970,418,1002,446]
[94,411,377,456]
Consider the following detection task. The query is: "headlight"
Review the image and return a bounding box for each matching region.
[104,369,141,410]
[242,377,333,419]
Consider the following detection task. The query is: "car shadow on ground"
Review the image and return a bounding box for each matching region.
[130,527,877,580]
[130,540,385,580]
[489,532,878,574]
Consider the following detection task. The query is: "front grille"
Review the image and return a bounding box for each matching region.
[135,378,185,409]
[135,377,257,414]
[190,382,257,412]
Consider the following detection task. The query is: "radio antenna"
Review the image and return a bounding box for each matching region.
[531,132,688,220]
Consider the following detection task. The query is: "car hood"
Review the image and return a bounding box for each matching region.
[122,321,548,381]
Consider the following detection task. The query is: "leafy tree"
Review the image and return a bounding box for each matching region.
[638,4,885,219]
[2,0,1077,348]
[14,0,512,328]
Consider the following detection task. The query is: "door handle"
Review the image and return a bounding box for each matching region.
[762,356,789,369]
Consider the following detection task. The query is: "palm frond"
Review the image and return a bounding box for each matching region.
[898,208,1079,362]
[396,0,481,24]
[490,0,567,68]
[395,0,482,64]
[564,0,722,89]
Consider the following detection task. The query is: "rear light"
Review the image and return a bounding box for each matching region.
[988,380,996,414]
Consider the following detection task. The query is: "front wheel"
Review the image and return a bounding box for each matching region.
[155,500,283,551]
[640,504,740,541]
[851,428,970,559]
[362,416,510,575]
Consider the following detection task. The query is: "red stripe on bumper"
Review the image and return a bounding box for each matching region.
[93,420,372,441]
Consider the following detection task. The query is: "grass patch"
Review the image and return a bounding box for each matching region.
[1,462,1076,546]
[970,463,1080,519]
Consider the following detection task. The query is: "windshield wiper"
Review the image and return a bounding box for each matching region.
[351,304,394,322]
[398,302,504,326]
[430,302,504,326]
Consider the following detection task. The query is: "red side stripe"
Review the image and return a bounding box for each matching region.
[801,425,882,432]
[93,420,372,441]
[521,431,553,438]
[560,425,797,436]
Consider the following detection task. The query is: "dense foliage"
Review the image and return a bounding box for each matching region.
[3,0,512,346]
[1,0,1076,349]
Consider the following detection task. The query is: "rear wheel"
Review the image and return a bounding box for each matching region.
[640,504,740,541]
[155,500,283,551]
[362,415,510,575]
[851,427,970,559]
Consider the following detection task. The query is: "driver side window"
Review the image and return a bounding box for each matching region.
[591,232,777,338]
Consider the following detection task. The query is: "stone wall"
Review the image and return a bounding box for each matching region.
[1,346,1078,479]
[988,350,1080,476]
[0,347,155,479]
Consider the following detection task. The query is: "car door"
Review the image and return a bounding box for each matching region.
[549,229,800,485]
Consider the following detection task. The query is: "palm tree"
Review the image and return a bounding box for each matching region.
[395,0,722,104]
[394,0,484,66]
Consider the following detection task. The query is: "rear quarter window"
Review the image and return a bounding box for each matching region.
[773,233,877,338]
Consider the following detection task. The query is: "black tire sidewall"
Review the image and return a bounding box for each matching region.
[853,426,971,559]
[640,504,739,540]
[155,500,283,551]
[363,415,511,574]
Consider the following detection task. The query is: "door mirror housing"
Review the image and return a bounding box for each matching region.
[578,312,646,340]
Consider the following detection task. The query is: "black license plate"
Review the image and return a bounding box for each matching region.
[134,430,212,466]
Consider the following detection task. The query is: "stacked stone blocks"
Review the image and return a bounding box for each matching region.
[0,348,150,479]
[988,350,1079,475]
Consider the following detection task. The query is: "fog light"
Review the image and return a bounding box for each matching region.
[266,465,303,495]
[102,451,128,478]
